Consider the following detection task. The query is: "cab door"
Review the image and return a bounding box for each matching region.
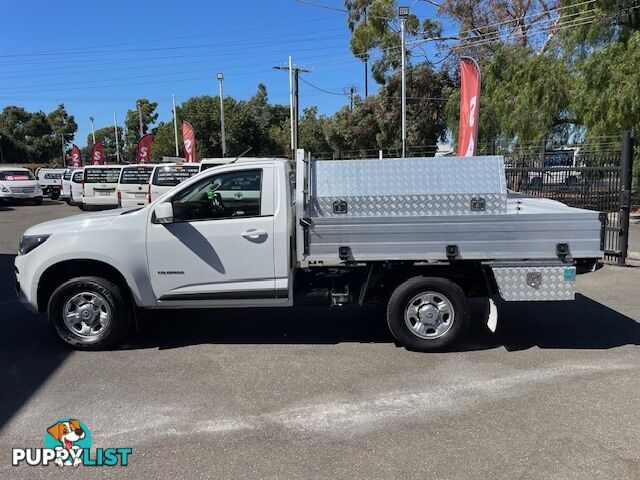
[146,165,283,306]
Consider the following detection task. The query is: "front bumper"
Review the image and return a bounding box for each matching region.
[0,191,41,200]
[13,259,38,313]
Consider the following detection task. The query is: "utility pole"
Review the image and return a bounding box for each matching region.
[274,57,311,154]
[216,72,226,156]
[60,133,65,166]
[137,100,144,137]
[113,113,120,164]
[89,116,96,145]
[172,94,179,157]
[364,6,369,97]
[0,134,4,163]
[347,85,357,111]
[399,6,409,158]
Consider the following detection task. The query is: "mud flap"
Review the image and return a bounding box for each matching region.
[486,297,498,333]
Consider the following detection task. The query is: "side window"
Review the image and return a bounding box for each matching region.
[172,169,262,222]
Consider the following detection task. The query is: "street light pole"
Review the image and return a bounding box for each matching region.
[89,116,96,145]
[216,72,226,157]
[399,6,409,158]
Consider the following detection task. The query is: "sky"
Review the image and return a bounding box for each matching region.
[0,0,443,148]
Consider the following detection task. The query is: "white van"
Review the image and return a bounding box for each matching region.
[35,168,64,199]
[117,164,155,208]
[82,165,122,210]
[69,169,84,206]
[0,167,43,204]
[59,168,77,202]
[149,163,200,202]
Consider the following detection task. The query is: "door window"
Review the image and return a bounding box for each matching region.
[171,169,262,222]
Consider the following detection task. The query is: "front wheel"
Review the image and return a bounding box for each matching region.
[48,276,131,350]
[386,277,470,352]
[34,197,43,205]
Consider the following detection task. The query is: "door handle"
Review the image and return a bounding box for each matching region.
[241,229,267,239]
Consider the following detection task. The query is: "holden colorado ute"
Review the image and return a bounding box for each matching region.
[14,152,602,351]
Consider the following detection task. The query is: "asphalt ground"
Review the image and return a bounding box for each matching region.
[1,200,640,479]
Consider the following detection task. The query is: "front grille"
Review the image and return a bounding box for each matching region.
[10,187,35,193]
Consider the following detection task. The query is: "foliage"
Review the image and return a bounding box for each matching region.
[0,104,77,164]
[123,99,158,162]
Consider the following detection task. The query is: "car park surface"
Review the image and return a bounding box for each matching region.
[1,202,640,479]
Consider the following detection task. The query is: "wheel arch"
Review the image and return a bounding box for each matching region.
[37,259,135,313]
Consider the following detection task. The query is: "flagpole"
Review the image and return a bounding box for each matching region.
[172,94,179,157]
[113,113,120,164]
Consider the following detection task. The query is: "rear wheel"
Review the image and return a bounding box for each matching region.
[48,276,131,350]
[386,277,470,352]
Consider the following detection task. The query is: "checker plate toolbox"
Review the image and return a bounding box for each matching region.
[309,156,508,217]
[294,152,603,301]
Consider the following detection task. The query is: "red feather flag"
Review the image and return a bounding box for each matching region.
[69,144,82,167]
[457,57,481,157]
[182,122,196,162]
[137,134,154,164]
[90,141,105,165]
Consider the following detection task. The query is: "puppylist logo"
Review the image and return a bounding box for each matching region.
[12,418,132,467]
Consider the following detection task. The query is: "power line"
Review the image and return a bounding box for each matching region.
[299,76,347,96]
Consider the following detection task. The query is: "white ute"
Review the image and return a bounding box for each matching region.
[0,167,43,205]
[15,153,603,351]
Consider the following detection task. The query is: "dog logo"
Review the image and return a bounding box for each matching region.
[44,418,91,467]
[12,418,131,468]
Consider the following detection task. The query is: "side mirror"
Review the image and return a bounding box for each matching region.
[154,202,174,224]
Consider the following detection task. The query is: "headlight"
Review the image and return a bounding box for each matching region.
[0,185,9,193]
[18,234,50,255]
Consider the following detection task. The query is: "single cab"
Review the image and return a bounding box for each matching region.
[15,154,602,351]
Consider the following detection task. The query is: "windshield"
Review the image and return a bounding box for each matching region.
[0,170,35,181]
[152,164,199,186]
[84,168,121,184]
[120,165,154,184]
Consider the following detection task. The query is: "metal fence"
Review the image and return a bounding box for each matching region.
[504,134,634,264]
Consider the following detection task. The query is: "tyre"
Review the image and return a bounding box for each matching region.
[48,276,131,350]
[51,192,59,200]
[34,197,43,205]
[386,277,470,352]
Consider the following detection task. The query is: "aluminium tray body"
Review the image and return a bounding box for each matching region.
[305,196,602,263]
[309,156,507,218]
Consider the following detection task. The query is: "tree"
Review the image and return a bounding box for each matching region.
[47,104,78,150]
[123,99,158,162]
[345,0,441,83]
[87,126,124,162]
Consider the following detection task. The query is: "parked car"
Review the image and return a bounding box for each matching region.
[0,167,43,205]
[527,149,582,188]
[149,162,200,203]
[15,154,602,351]
[35,168,64,199]
[81,165,122,210]
[59,168,77,203]
[69,169,84,206]
[117,164,155,208]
